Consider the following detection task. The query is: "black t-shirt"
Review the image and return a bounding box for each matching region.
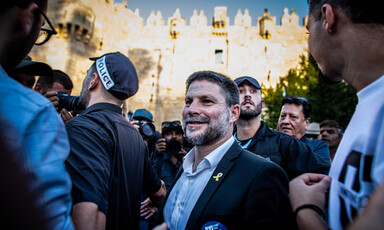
[65,103,161,230]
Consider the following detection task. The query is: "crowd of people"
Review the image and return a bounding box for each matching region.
[0,0,383,230]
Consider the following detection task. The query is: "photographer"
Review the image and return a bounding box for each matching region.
[151,120,191,191]
[10,56,53,89]
[34,70,75,124]
[130,109,161,154]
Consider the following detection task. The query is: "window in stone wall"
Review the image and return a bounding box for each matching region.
[215,49,224,64]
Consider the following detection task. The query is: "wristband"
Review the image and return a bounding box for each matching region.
[294,204,325,220]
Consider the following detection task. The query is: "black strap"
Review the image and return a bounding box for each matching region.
[294,204,325,220]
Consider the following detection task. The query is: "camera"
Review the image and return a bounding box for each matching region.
[165,138,182,156]
[136,121,156,140]
[57,92,85,114]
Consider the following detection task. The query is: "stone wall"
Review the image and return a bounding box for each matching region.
[30,0,308,129]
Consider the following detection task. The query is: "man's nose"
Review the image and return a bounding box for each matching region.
[185,100,201,115]
[280,116,289,123]
[244,94,251,99]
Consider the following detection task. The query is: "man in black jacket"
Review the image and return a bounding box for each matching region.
[234,76,329,180]
[158,71,293,230]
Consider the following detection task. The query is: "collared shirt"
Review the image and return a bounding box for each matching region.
[0,66,74,229]
[300,135,331,164]
[163,136,235,230]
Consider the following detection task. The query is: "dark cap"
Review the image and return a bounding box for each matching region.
[234,76,262,89]
[90,52,138,100]
[132,109,153,122]
[161,121,183,136]
[13,56,53,76]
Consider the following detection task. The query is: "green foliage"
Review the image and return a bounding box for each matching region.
[262,55,357,129]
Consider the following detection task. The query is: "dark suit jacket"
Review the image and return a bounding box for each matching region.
[159,141,294,230]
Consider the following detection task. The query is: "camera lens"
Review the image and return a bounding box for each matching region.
[141,123,154,137]
[57,92,85,114]
[166,138,182,156]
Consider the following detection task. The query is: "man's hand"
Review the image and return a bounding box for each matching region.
[155,138,167,153]
[43,91,60,111]
[289,173,332,230]
[178,148,187,157]
[129,120,140,132]
[289,173,331,211]
[60,108,73,124]
[140,197,158,220]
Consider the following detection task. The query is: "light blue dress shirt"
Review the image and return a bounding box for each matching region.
[163,136,234,230]
[0,66,74,229]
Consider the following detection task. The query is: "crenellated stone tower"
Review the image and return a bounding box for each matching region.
[30,0,309,128]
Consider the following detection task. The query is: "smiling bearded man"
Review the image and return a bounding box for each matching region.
[156,71,294,230]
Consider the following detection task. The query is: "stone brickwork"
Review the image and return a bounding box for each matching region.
[30,0,308,128]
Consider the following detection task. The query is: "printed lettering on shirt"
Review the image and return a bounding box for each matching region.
[337,150,374,228]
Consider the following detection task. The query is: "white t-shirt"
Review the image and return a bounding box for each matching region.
[328,75,384,229]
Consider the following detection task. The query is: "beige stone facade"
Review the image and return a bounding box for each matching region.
[30,0,308,128]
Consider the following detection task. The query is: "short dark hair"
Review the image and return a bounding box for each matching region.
[282,96,312,120]
[186,71,239,107]
[2,0,45,13]
[308,0,384,25]
[319,120,344,135]
[36,69,73,91]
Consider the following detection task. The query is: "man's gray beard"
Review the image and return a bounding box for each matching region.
[184,108,230,146]
[239,103,262,120]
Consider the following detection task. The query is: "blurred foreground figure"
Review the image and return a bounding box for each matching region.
[289,1,384,229]
[0,1,74,229]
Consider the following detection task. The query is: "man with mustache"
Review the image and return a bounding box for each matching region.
[234,76,330,180]
[319,120,344,163]
[158,71,293,229]
[277,96,331,164]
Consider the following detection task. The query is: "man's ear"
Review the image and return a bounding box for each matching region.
[16,3,39,36]
[34,82,42,92]
[88,73,100,90]
[230,104,240,123]
[322,4,336,34]
[304,117,311,129]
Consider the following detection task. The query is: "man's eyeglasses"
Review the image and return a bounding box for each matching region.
[162,121,181,129]
[35,7,57,46]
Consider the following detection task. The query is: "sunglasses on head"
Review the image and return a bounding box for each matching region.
[162,120,181,129]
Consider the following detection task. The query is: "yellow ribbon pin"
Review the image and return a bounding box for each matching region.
[213,173,223,181]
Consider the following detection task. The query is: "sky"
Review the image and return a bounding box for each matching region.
[115,0,309,26]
